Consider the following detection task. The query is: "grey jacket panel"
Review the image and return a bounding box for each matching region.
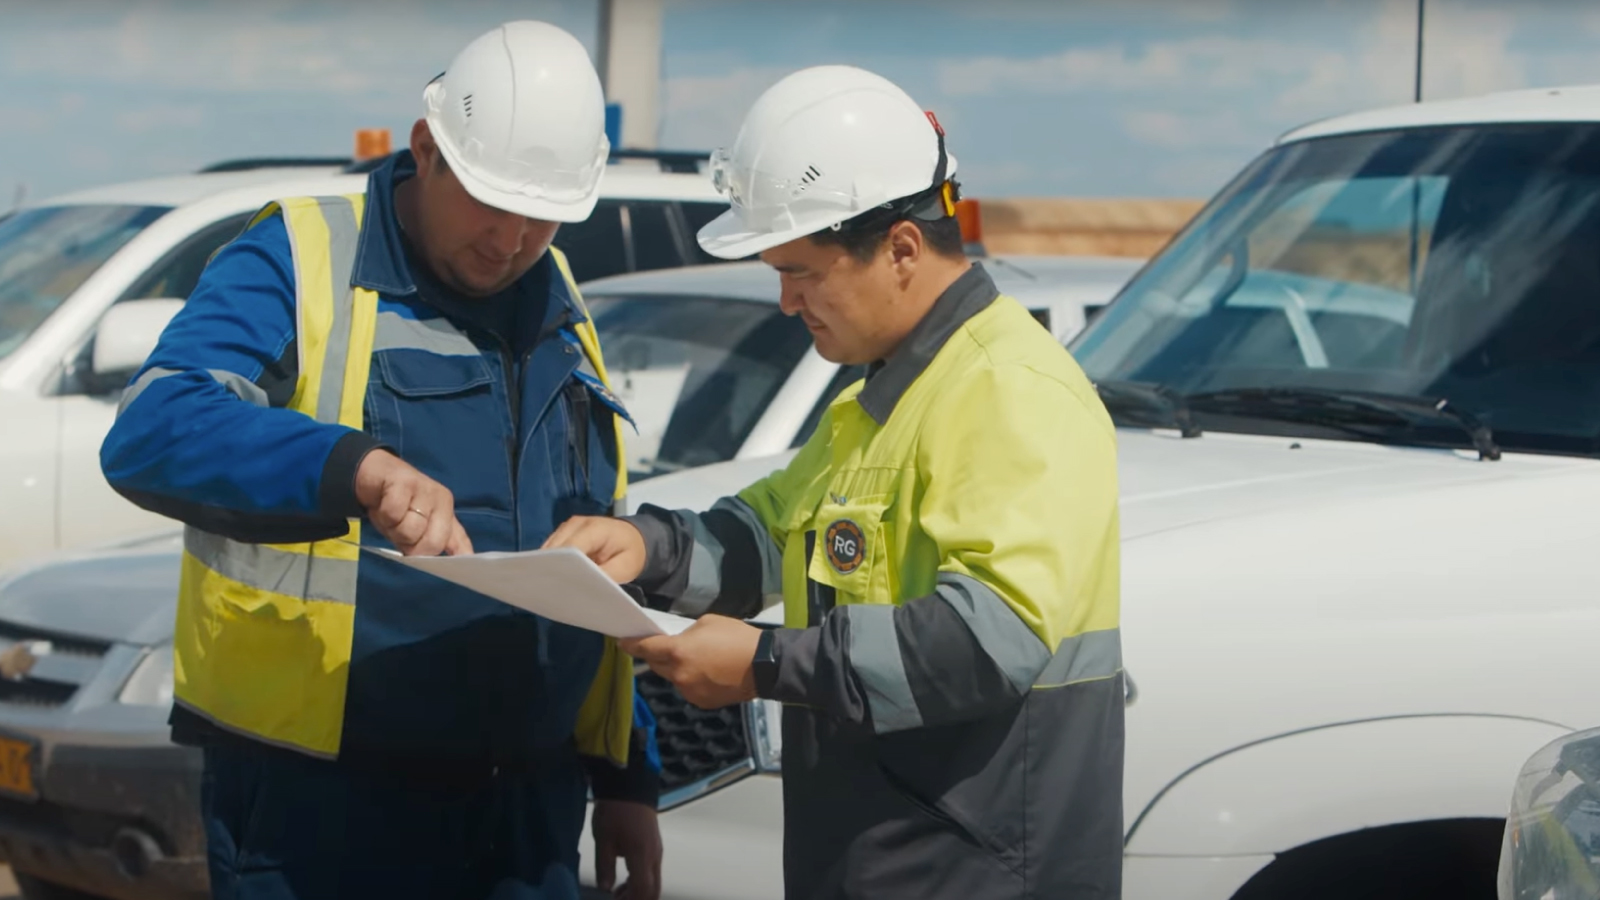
[626,497,781,619]
[779,671,1125,900]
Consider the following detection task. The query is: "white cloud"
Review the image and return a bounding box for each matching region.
[0,1,591,99]
[1120,109,1255,151]
[938,0,1419,117]
[115,103,206,134]
[938,35,1344,98]
[659,64,792,148]
[1419,5,1524,100]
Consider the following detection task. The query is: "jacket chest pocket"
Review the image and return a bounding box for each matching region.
[805,495,896,609]
[366,351,510,508]
[544,374,630,515]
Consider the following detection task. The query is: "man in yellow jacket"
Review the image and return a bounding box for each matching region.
[547,65,1123,899]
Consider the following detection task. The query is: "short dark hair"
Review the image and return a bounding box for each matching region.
[810,213,965,263]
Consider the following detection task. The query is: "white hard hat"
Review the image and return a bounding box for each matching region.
[423,21,609,223]
[697,65,958,260]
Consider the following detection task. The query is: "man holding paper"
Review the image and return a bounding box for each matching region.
[101,22,662,900]
[546,66,1123,900]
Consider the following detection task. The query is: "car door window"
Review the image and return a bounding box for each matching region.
[121,212,253,302]
[59,211,251,396]
[627,201,691,273]
[553,200,627,283]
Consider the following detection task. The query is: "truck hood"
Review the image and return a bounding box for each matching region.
[0,533,181,646]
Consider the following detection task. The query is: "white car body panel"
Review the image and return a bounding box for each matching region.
[0,391,60,562]
[1280,83,1600,144]
[1125,715,1567,856]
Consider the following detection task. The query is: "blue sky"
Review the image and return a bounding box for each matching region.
[6,0,1600,203]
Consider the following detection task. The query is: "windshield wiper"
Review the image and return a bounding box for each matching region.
[1094,380,1201,438]
[1187,387,1501,461]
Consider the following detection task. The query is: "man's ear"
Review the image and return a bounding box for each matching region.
[887,219,925,269]
[410,119,438,174]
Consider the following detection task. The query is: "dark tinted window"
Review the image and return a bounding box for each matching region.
[0,204,166,360]
[627,201,690,273]
[122,212,253,301]
[553,200,628,283]
[587,294,810,477]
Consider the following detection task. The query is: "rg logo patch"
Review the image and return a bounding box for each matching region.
[824,520,866,574]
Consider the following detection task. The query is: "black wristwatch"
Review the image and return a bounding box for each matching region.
[752,627,781,699]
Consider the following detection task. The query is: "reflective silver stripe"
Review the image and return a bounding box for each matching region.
[315,197,360,424]
[677,514,727,617]
[207,369,269,407]
[173,697,337,760]
[1033,628,1123,689]
[118,366,179,415]
[119,367,268,415]
[668,498,785,618]
[373,310,479,356]
[185,528,357,605]
[716,497,784,607]
[934,573,1052,694]
[845,604,924,733]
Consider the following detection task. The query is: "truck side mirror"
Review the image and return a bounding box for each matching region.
[89,299,184,392]
[85,297,183,392]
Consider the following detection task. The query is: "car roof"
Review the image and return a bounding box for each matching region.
[31,159,723,210]
[1280,83,1600,144]
[580,255,1143,307]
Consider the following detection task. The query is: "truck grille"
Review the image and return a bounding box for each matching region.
[0,622,111,710]
[637,670,751,792]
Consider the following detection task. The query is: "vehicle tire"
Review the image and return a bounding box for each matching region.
[1230,820,1500,900]
[13,873,109,900]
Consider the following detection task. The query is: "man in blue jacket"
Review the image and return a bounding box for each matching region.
[100,21,662,900]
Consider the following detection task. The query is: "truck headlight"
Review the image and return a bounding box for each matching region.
[745,699,782,773]
[1498,726,1600,900]
[118,645,174,707]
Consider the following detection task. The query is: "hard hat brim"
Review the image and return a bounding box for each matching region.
[696,208,826,260]
[427,111,604,224]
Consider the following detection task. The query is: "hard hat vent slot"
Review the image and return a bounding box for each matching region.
[795,166,822,195]
[462,94,474,118]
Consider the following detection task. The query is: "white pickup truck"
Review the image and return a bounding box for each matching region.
[0,155,727,570]
[593,83,1600,900]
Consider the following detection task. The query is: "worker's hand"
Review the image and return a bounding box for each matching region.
[542,516,647,583]
[592,799,662,900]
[354,449,472,557]
[620,616,760,710]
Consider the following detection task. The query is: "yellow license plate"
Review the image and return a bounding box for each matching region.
[0,736,37,797]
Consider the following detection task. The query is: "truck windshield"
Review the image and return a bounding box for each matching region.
[0,205,168,360]
[1073,124,1600,457]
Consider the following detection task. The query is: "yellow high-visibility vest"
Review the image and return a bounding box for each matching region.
[172,194,635,764]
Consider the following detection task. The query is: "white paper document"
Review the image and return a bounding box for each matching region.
[371,546,694,639]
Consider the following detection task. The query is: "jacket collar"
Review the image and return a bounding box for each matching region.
[350,150,584,323]
[856,263,1000,425]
